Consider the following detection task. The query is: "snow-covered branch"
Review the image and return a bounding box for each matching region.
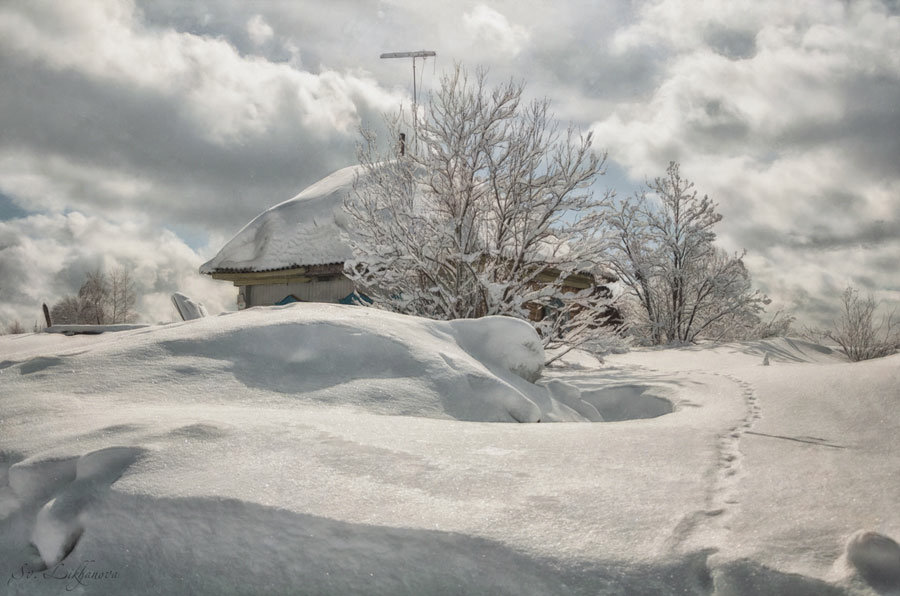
[344,65,621,356]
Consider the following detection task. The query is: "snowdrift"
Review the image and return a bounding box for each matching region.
[1,309,897,595]
[159,304,579,422]
[3,303,594,424]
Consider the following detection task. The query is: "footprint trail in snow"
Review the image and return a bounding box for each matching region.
[663,370,761,554]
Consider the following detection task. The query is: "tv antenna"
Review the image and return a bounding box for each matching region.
[380,50,436,150]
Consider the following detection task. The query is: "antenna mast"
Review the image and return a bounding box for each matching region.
[380,50,436,150]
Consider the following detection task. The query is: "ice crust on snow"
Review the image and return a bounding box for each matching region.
[199,164,365,273]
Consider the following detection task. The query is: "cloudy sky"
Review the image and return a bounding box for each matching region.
[1,0,897,329]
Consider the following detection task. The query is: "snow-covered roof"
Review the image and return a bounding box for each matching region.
[200,164,365,274]
[201,162,618,283]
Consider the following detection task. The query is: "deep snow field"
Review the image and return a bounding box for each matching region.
[0,303,898,595]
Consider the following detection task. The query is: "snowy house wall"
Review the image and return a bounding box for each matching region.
[216,265,355,309]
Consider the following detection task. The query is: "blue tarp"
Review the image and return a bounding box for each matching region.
[275,295,301,305]
[338,292,373,306]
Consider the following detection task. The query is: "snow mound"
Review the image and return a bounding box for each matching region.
[450,316,544,383]
[200,164,366,273]
[2,313,899,594]
[845,530,900,590]
[34,304,594,423]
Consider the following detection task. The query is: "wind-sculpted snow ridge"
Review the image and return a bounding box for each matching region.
[155,304,587,422]
[1,446,143,586]
[728,337,845,364]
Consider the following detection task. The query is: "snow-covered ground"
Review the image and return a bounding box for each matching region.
[0,304,897,595]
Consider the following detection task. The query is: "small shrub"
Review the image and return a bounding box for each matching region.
[6,320,26,335]
[826,286,898,362]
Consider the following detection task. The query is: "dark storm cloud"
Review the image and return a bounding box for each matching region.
[703,26,757,60]
[0,50,361,231]
[0,2,404,239]
[793,220,900,251]
[769,73,900,180]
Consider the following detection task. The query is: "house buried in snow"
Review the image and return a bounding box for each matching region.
[201,164,621,325]
[200,165,367,308]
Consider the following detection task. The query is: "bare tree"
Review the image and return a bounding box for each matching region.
[606,162,769,344]
[78,268,109,324]
[50,267,139,325]
[345,65,619,355]
[50,295,87,324]
[109,266,137,323]
[5,320,26,334]
[824,286,898,361]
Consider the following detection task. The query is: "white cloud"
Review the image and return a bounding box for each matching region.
[0,212,236,327]
[0,152,154,215]
[246,14,274,46]
[0,0,401,144]
[462,5,530,57]
[0,0,406,245]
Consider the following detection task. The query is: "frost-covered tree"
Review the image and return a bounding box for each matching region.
[751,310,795,339]
[344,65,619,354]
[606,162,768,344]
